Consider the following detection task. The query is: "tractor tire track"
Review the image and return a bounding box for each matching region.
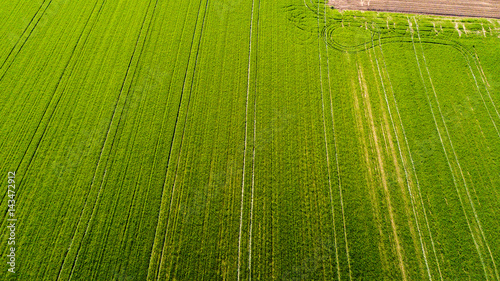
[0,0,52,80]
[314,0,341,279]
[357,62,408,281]
[92,2,160,279]
[58,1,155,279]
[248,0,261,280]
[369,39,432,280]
[144,0,196,278]
[464,54,500,138]
[237,0,257,278]
[377,37,444,281]
[414,18,499,280]
[351,66,391,277]
[12,0,105,203]
[151,0,210,279]
[322,5,352,279]
[408,16,489,280]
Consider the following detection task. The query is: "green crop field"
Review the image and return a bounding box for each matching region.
[1,0,500,280]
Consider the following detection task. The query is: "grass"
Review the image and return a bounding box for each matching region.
[1,0,499,280]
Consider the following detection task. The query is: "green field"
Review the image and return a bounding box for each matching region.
[1,0,500,280]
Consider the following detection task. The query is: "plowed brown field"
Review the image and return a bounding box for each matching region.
[328,0,500,19]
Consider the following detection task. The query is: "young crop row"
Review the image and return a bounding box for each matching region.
[1,0,499,280]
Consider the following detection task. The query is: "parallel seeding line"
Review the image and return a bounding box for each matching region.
[237,0,257,278]
[155,0,211,279]
[99,2,160,278]
[36,5,129,271]
[415,18,498,280]
[370,38,432,280]
[11,0,107,206]
[377,37,444,281]
[27,0,114,276]
[0,0,52,81]
[408,17,489,280]
[313,0,341,279]
[65,2,155,279]
[248,0,261,279]
[463,55,500,138]
[322,4,352,278]
[145,0,201,277]
[61,1,151,278]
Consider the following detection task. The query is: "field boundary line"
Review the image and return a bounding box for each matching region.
[377,37,444,281]
[409,16,489,280]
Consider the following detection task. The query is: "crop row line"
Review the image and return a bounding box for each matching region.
[376,36,444,281]
[64,0,157,279]
[149,0,211,279]
[0,0,53,82]
[317,0,352,279]
[464,54,500,138]
[409,16,490,280]
[370,37,433,280]
[415,18,500,280]
[237,0,258,278]
[315,0,341,279]
[247,0,261,279]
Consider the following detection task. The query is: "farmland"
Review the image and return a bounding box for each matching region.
[1,0,500,280]
[329,0,500,19]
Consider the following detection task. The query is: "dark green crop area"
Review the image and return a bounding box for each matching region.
[1,0,500,280]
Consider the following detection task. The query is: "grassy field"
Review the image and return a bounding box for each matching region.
[1,0,500,280]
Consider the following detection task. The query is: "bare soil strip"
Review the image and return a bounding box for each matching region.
[328,0,500,19]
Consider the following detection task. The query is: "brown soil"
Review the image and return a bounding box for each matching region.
[328,0,500,19]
